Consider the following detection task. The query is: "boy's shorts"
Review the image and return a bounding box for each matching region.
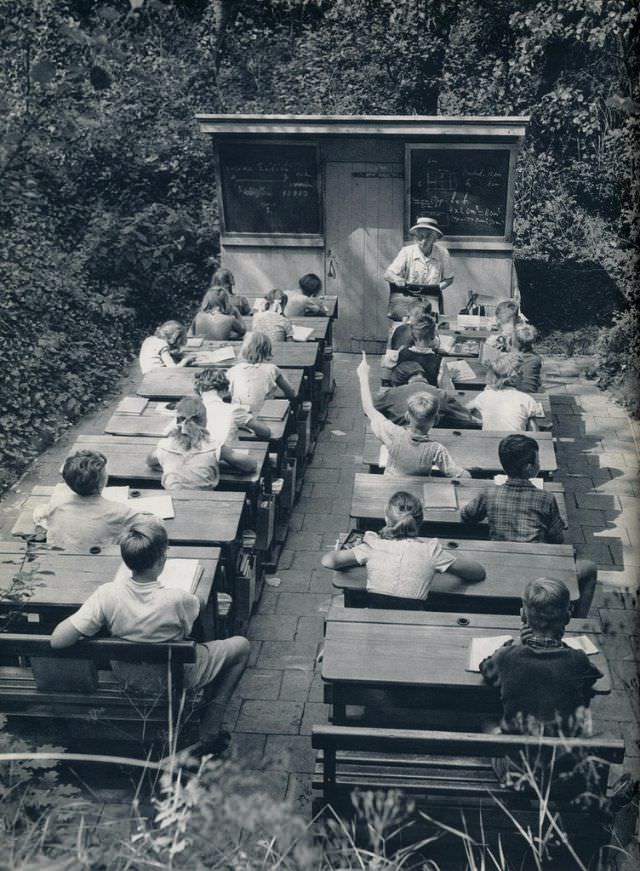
[112,638,242,697]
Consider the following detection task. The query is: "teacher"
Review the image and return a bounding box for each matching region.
[383,216,454,321]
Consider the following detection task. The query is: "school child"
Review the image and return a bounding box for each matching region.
[512,324,543,393]
[321,491,485,605]
[194,368,272,444]
[479,577,602,737]
[374,372,478,429]
[226,331,296,413]
[191,288,246,341]
[139,321,193,375]
[460,434,597,617]
[391,316,442,387]
[211,268,252,316]
[252,289,293,343]
[466,355,542,431]
[380,300,433,385]
[485,299,526,353]
[33,450,142,550]
[357,352,470,478]
[146,396,257,490]
[50,517,251,757]
[284,273,328,317]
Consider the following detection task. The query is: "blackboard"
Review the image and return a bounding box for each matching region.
[219,143,321,235]
[409,148,510,237]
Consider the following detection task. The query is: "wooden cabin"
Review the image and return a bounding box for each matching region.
[196,115,529,353]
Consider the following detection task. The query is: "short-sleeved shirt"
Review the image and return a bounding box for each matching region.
[352,530,455,599]
[139,336,169,374]
[69,575,200,643]
[37,488,141,550]
[227,361,280,413]
[200,391,252,444]
[460,478,566,543]
[191,312,240,341]
[467,388,541,431]
[514,352,542,394]
[479,640,602,735]
[284,292,326,317]
[384,242,453,287]
[370,415,466,478]
[252,310,293,343]
[152,435,221,491]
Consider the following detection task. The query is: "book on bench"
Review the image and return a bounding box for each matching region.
[113,558,203,594]
[197,346,236,364]
[115,396,149,415]
[422,481,458,510]
[467,635,513,671]
[128,494,175,519]
[291,324,314,342]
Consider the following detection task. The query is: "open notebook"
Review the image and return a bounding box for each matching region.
[292,324,314,342]
[112,559,203,594]
[128,494,175,519]
[447,360,477,382]
[197,346,236,364]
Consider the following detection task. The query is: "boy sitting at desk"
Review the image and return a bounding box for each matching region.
[358,352,470,478]
[460,434,597,617]
[374,372,478,429]
[50,518,250,758]
[480,577,602,738]
[33,450,143,550]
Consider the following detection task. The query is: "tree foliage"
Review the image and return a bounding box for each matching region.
[1,0,638,491]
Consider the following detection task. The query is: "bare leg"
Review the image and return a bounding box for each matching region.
[574,558,597,618]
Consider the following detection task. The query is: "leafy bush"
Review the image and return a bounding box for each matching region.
[594,309,640,416]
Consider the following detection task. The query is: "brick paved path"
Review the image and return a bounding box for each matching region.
[0,353,638,819]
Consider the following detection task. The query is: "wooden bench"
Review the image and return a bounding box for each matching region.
[312,725,625,867]
[0,633,203,752]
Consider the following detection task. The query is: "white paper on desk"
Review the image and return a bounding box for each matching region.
[423,481,458,510]
[565,635,599,655]
[437,334,456,354]
[198,346,236,364]
[185,337,203,348]
[292,324,314,342]
[378,445,389,468]
[448,360,476,382]
[116,396,148,415]
[101,486,130,504]
[129,495,175,519]
[113,559,202,593]
[494,475,544,491]
[467,635,513,672]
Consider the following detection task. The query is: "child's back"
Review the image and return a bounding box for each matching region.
[227,361,279,413]
[153,434,220,491]
[252,309,292,343]
[515,350,543,394]
[35,451,140,550]
[469,386,541,431]
[192,310,239,341]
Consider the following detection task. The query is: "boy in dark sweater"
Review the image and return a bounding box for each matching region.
[480,577,602,737]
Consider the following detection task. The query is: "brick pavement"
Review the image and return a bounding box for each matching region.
[0,353,638,819]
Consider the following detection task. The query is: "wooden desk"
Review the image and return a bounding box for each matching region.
[363,427,557,478]
[350,473,568,533]
[11,486,246,549]
[189,340,319,375]
[105,399,291,462]
[443,358,487,390]
[68,435,270,496]
[242,316,331,344]
[322,607,610,725]
[137,367,306,404]
[0,540,221,640]
[330,536,579,612]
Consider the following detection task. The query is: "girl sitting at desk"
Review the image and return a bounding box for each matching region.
[321,491,485,607]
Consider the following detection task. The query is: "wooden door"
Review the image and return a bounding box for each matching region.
[325,162,404,353]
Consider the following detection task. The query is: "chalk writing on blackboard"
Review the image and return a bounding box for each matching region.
[409,149,510,237]
[219,144,321,234]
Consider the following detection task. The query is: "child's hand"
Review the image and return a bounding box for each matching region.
[180,355,196,367]
[519,623,533,645]
[356,350,370,379]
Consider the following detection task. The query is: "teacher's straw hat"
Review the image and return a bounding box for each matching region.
[409,216,443,237]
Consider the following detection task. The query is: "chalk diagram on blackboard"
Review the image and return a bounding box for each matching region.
[409,148,510,237]
[219,143,321,235]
